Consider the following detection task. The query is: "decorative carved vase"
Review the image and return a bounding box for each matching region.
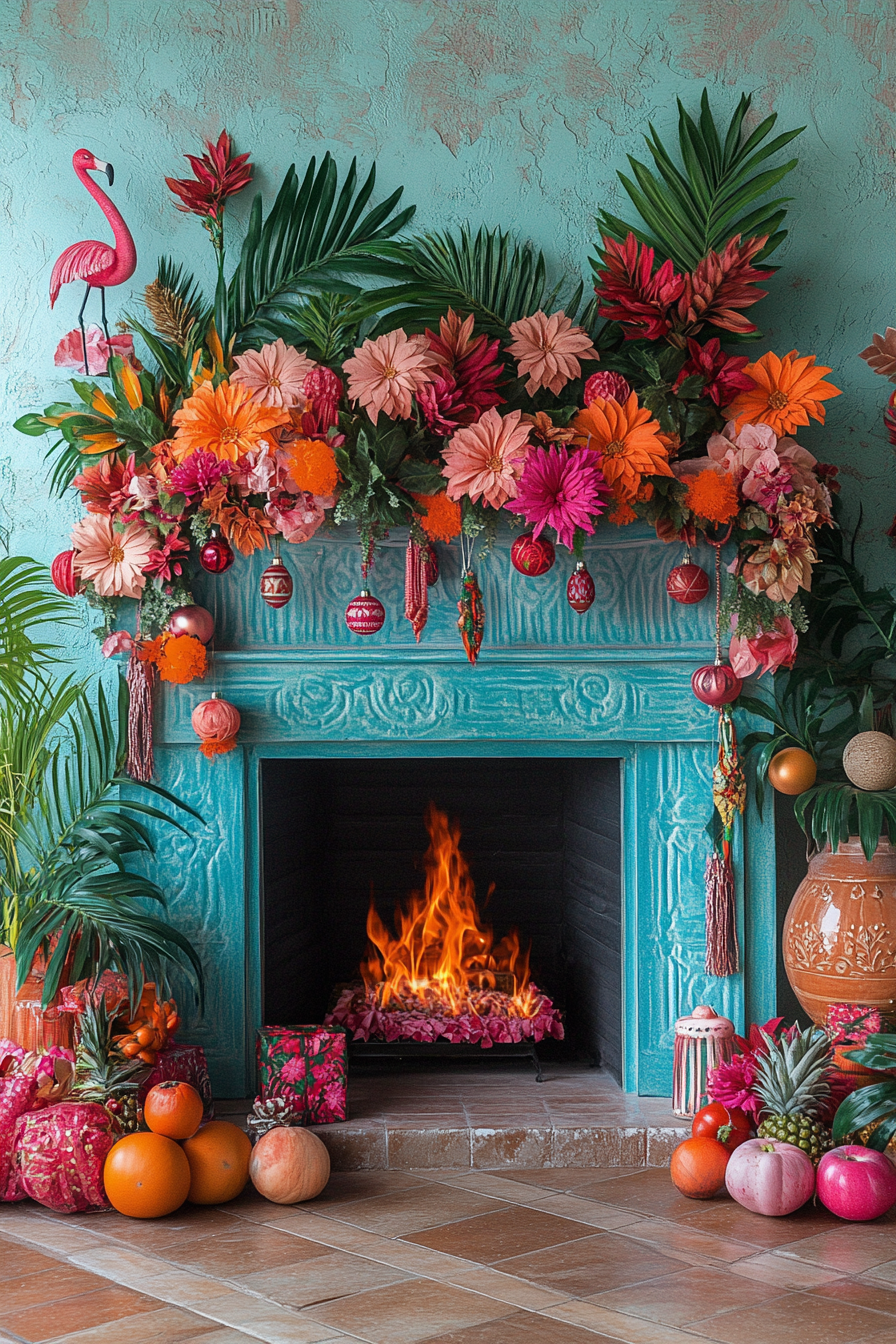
[782,838,896,1025]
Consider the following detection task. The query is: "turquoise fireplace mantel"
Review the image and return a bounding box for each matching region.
[149,524,776,1098]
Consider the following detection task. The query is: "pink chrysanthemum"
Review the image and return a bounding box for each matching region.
[442,407,531,509]
[70,515,154,599]
[507,310,598,396]
[231,338,315,408]
[168,450,230,497]
[344,329,439,421]
[505,445,610,551]
[584,371,632,406]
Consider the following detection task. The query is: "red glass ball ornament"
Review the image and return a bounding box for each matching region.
[345,590,385,636]
[691,663,743,707]
[567,562,595,613]
[260,558,293,609]
[51,549,79,597]
[199,531,234,574]
[666,562,710,605]
[168,605,215,644]
[423,544,439,587]
[511,532,555,576]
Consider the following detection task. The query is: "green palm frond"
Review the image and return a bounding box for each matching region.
[0,559,74,693]
[597,90,804,270]
[268,292,367,364]
[225,153,415,351]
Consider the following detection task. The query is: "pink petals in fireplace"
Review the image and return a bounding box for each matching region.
[326,984,564,1046]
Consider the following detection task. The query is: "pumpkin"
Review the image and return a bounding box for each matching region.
[669,1136,729,1199]
[103,1132,191,1219]
[249,1125,331,1204]
[724,1138,815,1216]
[768,747,817,796]
[691,1102,752,1153]
[143,1080,204,1141]
[182,1120,252,1205]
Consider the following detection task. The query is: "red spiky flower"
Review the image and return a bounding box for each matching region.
[166,131,253,259]
[419,310,505,434]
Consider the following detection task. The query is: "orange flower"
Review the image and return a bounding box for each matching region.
[171,380,288,463]
[685,469,740,525]
[411,491,462,542]
[571,393,672,502]
[610,500,638,526]
[284,437,340,496]
[724,350,841,435]
[143,633,207,685]
[215,504,275,556]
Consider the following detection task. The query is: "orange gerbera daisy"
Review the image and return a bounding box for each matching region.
[171,379,288,463]
[284,437,340,496]
[411,491,463,542]
[571,393,672,502]
[685,469,740,525]
[724,350,841,435]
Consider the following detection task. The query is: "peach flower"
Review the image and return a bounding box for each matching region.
[231,339,315,408]
[70,515,154,599]
[507,310,598,395]
[442,407,531,508]
[343,329,439,420]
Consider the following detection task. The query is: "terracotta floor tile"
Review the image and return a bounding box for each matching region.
[497,1167,643,1191]
[41,1304,225,1343]
[781,1223,896,1274]
[0,1284,159,1343]
[671,1198,840,1248]
[726,1251,847,1289]
[0,1238,62,1282]
[157,1225,333,1276]
[322,1186,507,1238]
[687,1289,894,1344]
[528,1194,647,1230]
[233,1248,410,1307]
[574,1169,706,1218]
[496,1230,687,1297]
[619,1216,758,1263]
[586,1263,785,1326]
[0,1264,110,1313]
[438,1173,560,1204]
[811,1277,896,1315]
[420,1308,620,1342]
[305,1171,428,1207]
[301,1277,512,1343]
[403,1205,595,1262]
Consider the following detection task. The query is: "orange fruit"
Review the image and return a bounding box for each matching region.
[103,1132,190,1219]
[143,1080,204,1141]
[768,747,817,796]
[670,1136,729,1200]
[182,1120,252,1205]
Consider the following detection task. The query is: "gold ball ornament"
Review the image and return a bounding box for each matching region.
[768,747,817,796]
[843,732,896,792]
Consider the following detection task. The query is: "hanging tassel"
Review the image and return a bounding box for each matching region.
[126,646,156,782]
[404,536,429,642]
[705,852,738,977]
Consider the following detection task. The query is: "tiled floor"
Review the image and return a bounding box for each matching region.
[3,1165,896,1343]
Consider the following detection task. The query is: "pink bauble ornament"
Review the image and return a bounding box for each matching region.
[260,558,293,609]
[199,530,234,574]
[584,371,632,405]
[191,696,240,758]
[816,1146,896,1221]
[725,1138,815,1216]
[345,590,385,636]
[51,550,79,597]
[511,532,555,577]
[168,605,215,644]
[691,663,743,707]
[667,562,710,605]
[567,562,595,613]
[423,544,439,587]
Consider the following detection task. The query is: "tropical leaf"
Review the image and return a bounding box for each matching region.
[266,292,367,365]
[597,90,804,270]
[833,1079,896,1145]
[842,1033,896,1071]
[0,559,74,693]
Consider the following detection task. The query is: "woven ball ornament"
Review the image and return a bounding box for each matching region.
[198,530,234,574]
[567,562,595,613]
[510,532,555,576]
[843,731,896,791]
[191,696,240,758]
[168,605,214,644]
[691,663,743,707]
[345,590,385,636]
[51,550,79,597]
[423,544,439,587]
[667,562,710,605]
[260,558,293,609]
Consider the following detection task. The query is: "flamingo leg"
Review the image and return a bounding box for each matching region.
[77,283,92,377]
[99,287,110,346]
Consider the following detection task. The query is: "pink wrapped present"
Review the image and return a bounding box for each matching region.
[137,1044,213,1120]
[10,1101,115,1212]
[257,1025,347,1125]
[0,1076,37,1201]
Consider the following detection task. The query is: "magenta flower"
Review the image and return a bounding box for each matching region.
[168,450,230,497]
[707,1054,762,1122]
[505,445,610,551]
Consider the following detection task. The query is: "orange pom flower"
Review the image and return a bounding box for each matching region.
[724,350,841,435]
[171,380,288,463]
[284,437,340,496]
[684,469,740,525]
[148,633,207,685]
[571,393,672,502]
[411,491,462,542]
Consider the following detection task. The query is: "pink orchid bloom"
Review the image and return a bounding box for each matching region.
[741,445,794,510]
[101,630,135,658]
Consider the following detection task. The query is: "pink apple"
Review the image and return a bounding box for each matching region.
[816,1145,896,1221]
[724,1138,815,1216]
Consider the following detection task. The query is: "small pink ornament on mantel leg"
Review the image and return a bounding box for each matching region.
[260,543,293,610]
[566,561,595,613]
[346,591,385,636]
[672,1005,735,1119]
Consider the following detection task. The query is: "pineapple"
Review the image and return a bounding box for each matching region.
[754,1025,835,1164]
[73,996,148,1133]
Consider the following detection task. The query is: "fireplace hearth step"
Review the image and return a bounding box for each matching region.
[348,1039,546,1082]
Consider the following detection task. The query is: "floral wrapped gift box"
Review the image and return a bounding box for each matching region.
[256,1025,347,1125]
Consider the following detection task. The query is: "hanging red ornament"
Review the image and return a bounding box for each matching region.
[345,590,385,636]
[511,532,555,576]
[260,557,293,609]
[566,561,595,613]
[191,695,241,758]
[51,549,79,597]
[666,562,710,605]
[404,538,429,642]
[691,663,742,707]
[423,544,439,587]
[167,605,215,644]
[199,528,234,574]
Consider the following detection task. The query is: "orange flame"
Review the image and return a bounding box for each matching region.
[360,803,541,1019]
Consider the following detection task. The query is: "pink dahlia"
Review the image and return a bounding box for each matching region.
[505,445,610,551]
[168,450,230,498]
[442,407,531,508]
[584,371,632,406]
[231,338,315,408]
[707,1053,762,1122]
[344,329,439,421]
[70,515,154,599]
[507,310,598,395]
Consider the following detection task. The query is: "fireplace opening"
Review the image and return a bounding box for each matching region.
[260,756,623,1081]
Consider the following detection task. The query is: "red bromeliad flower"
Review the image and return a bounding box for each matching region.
[595,235,686,341]
[420,310,504,433]
[674,337,754,406]
[165,131,253,252]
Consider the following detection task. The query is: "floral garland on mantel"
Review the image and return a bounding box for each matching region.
[17,94,846,976]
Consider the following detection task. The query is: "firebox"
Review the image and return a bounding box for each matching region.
[260,756,623,1082]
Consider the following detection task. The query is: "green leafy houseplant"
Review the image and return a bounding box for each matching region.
[833,1034,896,1151]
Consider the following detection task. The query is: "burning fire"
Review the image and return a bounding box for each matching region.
[361,803,541,1020]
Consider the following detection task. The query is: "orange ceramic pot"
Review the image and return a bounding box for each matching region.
[783,839,896,1025]
[0,945,16,1040]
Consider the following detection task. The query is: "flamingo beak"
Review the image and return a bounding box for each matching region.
[93,159,114,185]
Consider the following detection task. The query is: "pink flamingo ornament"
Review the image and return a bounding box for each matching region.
[49,149,137,376]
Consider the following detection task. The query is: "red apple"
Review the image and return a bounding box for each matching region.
[816,1145,896,1221]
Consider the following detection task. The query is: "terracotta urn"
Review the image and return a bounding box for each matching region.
[783,839,896,1025]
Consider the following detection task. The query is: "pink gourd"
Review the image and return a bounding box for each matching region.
[724,1137,815,1216]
